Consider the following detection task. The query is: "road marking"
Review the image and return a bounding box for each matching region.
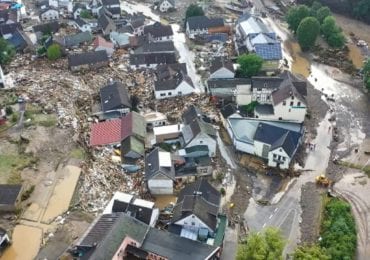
[269,214,273,219]
[262,223,266,228]
[274,208,278,213]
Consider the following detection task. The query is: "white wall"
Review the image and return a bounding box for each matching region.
[252,88,274,104]
[254,140,269,158]
[268,148,290,169]
[159,0,173,12]
[235,140,254,154]
[186,133,216,157]
[148,179,173,194]
[273,98,306,122]
[210,67,235,79]
[175,214,213,232]
[41,10,59,21]
[236,84,252,106]
[155,81,194,99]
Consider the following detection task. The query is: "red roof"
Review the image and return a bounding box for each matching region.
[90,118,122,146]
[93,36,114,49]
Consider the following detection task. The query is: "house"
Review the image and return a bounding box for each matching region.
[0,184,22,212]
[72,3,86,19]
[69,213,220,260]
[103,191,159,227]
[207,78,251,101]
[98,13,116,36]
[175,149,213,179]
[153,123,183,144]
[100,0,121,19]
[93,36,114,56]
[110,31,130,48]
[90,112,146,158]
[39,8,59,21]
[129,52,177,70]
[181,106,217,157]
[135,40,175,54]
[32,21,60,35]
[226,117,304,169]
[72,17,97,32]
[235,13,282,71]
[68,50,109,71]
[7,29,33,52]
[158,0,175,12]
[145,147,175,195]
[128,13,145,35]
[63,31,93,48]
[186,16,225,39]
[99,80,131,117]
[0,227,10,250]
[209,57,235,79]
[169,179,226,246]
[143,111,167,129]
[143,22,173,42]
[0,23,22,39]
[154,72,194,99]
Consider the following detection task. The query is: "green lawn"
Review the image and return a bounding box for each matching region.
[0,154,37,184]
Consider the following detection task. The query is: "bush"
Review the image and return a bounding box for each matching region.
[237,54,263,77]
[5,106,13,115]
[46,44,62,60]
[220,187,226,196]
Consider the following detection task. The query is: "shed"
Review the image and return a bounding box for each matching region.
[0,184,22,212]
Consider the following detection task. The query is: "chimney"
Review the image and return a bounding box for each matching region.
[148,163,152,168]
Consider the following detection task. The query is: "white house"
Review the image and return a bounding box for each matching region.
[143,111,167,129]
[182,118,217,157]
[226,117,303,169]
[158,0,175,12]
[143,22,173,42]
[209,57,235,79]
[170,179,221,239]
[186,16,224,39]
[154,76,195,99]
[40,8,59,21]
[145,148,175,195]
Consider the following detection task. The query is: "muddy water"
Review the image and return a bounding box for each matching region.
[347,43,365,69]
[2,225,42,260]
[154,195,177,209]
[286,41,311,78]
[41,165,81,223]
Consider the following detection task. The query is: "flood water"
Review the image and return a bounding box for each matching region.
[154,195,177,209]
[1,225,42,260]
[347,43,365,69]
[287,41,310,78]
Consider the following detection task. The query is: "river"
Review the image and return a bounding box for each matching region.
[121,1,204,92]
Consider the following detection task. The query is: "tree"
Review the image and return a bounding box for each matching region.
[0,37,15,65]
[316,6,331,24]
[237,54,263,78]
[321,16,345,48]
[353,0,370,20]
[293,245,330,260]
[46,44,61,60]
[80,10,93,19]
[297,17,320,51]
[363,59,370,90]
[286,5,310,33]
[237,227,285,260]
[185,4,204,20]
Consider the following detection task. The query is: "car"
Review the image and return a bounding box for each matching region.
[17,97,25,103]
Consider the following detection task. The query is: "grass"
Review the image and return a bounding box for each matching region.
[0,154,38,184]
[69,148,86,160]
[33,114,57,127]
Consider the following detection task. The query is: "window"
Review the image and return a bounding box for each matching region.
[178,91,182,95]
[290,101,294,106]
[282,157,286,161]
[297,102,301,106]
[264,83,267,87]
[160,93,166,97]
[291,96,294,100]
[257,88,262,91]
[267,95,270,100]
[168,92,172,96]
[200,140,203,144]
[273,154,277,158]
[278,117,282,120]
[282,101,286,106]
[191,222,195,225]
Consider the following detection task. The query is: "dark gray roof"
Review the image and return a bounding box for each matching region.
[210,57,234,74]
[145,148,175,180]
[143,22,173,38]
[33,21,60,34]
[64,31,93,47]
[182,105,202,125]
[155,63,187,81]
[253,123,301,156]
[207,77,251,89]
[154,72,193,91]
[251,76,284,90]
[73,3,85,13]
[135,41,175,54]
[98,13,111,30]
[0,184,22,205]
[177,178,221,205]
[87,214,149,260]
[112,199,153,225]
[0,23,22,37]
[106,6,121,15]
[101,0,120,6]
[186,16,224,30]
[280,71,307,97]
[39,7,58,15]
[220,103,237,119]
[100,81,131,112]
[255,104,274,115]
[271,83,306,106]
[142,228,218,260]
[130,53,177,66]
[68,50,109,67]
[270,131,298,157]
